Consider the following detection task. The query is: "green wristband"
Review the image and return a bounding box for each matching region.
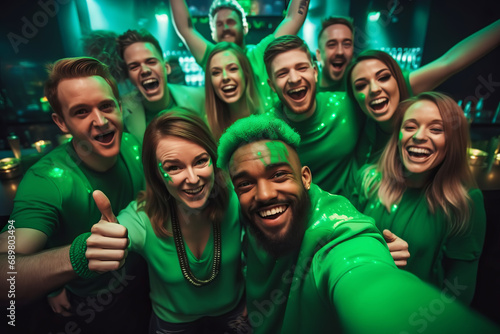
[70,232,99,279]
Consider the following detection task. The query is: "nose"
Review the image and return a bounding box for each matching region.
[288,69,300,84]
[336,46,345,56]
[413,128,427,141]
[185,167,199,184]
[92,109,108,127]
[222,69,229,81]
[255,179,278,202]
[140,63,151,76]
[369,80,381,95]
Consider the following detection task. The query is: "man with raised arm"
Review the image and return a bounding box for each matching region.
[170,0,310,108]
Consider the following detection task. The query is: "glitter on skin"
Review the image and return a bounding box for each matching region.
[158,162,173,183]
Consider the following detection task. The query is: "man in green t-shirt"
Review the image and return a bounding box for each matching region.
[316,16,355,92]
[215,114,499,334]
[169,0,310,108]
[0,57,149,333]
[117,29,205,143]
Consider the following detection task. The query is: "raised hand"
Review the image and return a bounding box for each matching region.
[86,190,128,272]
[383,229,410,268]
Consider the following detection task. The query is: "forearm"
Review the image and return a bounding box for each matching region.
[411,19,500,94]
[443,257,480,305]
[0,245,77,304]
[275,0,310,37]
[169,0,208,62]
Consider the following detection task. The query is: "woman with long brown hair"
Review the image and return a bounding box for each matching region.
[351,92,486,305]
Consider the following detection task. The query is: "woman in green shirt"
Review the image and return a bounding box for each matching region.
[351,92,486,304]
[205,42,262,140]
[90,109,248,332]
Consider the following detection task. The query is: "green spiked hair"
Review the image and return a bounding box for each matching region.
[217,114,301,170]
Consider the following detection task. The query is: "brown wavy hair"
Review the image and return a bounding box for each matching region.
[137,108,230,237]
[362,92,476,235]
[205,42,261,141]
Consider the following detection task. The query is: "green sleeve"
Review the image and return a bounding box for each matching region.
[116,201,147,253]
[6,170,63,236]
[330,236,498,333]
[442,189,486,305]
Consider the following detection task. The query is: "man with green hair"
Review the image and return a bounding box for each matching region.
[169,0,310,109]
[216,113,498,334]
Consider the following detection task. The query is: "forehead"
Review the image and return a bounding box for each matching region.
[229,140,298,173]
[210,50,240,67]
[320,24,352,44]
[215,8,241,23]
[271,49,311,71]
[352,58,389,77]
[404,100,441,121]
[123,42,162,63]
[57,76,114,109]
[156,136,207,161]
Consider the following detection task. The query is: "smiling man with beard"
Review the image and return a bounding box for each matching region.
[117,29,205,143]
[0,57,150,333]
[264,35,361,196]
[170,0,310,110]
[217,114,500,334]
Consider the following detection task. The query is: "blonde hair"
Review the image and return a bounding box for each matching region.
[363,92,477,236]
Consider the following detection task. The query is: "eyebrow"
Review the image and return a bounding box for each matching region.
[231,162,292,181]
[161,153,209,166]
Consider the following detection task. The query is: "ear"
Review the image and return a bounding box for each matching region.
[315,49,322,63]
[301,166,312,190]
[165,62,171,75]
[243,23,249,36]
[52,113,69,133]
[267,78,276,93]
[313,63,318,83]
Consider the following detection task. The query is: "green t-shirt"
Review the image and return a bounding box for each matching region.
[200,34,279,110]
[118,191,245,323]
[7,133,145,296]
[246,184,497,333]
[349,170,486,305]
[268,92,361,195]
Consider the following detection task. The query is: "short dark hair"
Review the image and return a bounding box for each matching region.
[317,16,354,43]
[264,35,313,80]
[44,57,119,118]
[117,29,164,60]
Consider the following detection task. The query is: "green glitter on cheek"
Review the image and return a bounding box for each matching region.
[399,131,403,141]
[158,162,173,183]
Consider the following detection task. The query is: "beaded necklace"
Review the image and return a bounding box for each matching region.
[169,200,221,287]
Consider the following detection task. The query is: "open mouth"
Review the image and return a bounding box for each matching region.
[407,146,432,159]
[142,78,159,91]
[184,185,204,195]
[258,205,288,219]
[94,130,115,144]
[221,85,237,93]
[287,87,307,101]
[331,60,345,70]
[369,97,389,111]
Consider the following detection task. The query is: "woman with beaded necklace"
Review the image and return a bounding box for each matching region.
[87,109,249,333]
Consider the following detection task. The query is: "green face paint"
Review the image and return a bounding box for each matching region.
[265,141,289,165]
[158,162,173,183]
[399,130,403,141]
[208,156,213,167]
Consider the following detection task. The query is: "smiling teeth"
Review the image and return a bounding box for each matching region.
[184,186,203,194]
[259,205,287,218]
[142,78,157,84]
[288,87,306,94]
[370,98,387,106]
[222,85,236,91]
[408,147,431,155]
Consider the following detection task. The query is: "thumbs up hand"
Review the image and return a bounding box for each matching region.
[383,229,410,268]
[86,190,128,272]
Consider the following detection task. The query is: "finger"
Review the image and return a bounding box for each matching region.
[383,229,397,242]
[394,260,408,268]
[86,248,127,261]
[90,223,128,239]
[88,257,127,272]
[390,250,411,260]
[93,190,117,223]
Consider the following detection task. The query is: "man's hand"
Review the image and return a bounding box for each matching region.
[383,229,410,268]
[48,288,72,317]
[86,190,128,272]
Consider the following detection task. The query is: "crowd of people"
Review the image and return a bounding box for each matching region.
[1,0,500,333]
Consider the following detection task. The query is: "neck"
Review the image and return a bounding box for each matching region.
[228,98,250,122]
[378,118,394,134]
[405,171,431,188]
[72,141,118,172]
[144,85,171,113]
[283,99,317,122]
[319,70,338,88]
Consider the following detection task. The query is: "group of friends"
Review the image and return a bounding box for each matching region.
[1,0,500,333]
